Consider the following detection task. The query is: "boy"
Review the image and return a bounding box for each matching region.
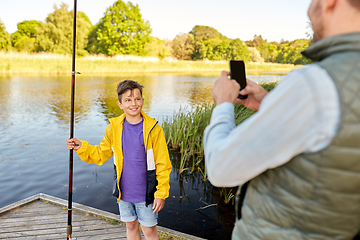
[66,80,172,240]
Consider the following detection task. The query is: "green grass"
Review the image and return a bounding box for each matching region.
[159,232,187,240]
[0,51,298,74]
[161,81,278,203]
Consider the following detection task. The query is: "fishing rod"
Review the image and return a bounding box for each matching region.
[68,0,79,239]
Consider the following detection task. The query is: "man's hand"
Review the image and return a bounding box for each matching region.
[152,198,165,213]
[66,138,82,150]
[235,79,268,111]
[211,71,241,106]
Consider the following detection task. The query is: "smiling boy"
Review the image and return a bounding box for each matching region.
[66,80,172,240]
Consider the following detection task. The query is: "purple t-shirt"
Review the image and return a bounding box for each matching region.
[120,119,147,203]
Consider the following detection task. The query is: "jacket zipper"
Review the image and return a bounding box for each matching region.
[145,120,158,206]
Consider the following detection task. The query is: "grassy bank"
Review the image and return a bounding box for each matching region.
[0,51,298,74]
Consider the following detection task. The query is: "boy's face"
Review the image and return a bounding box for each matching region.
[117,89,144,118]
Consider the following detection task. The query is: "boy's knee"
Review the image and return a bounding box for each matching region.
[141,225,158,237]
[126,220,139,231]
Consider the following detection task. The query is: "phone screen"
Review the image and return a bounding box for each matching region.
[229,60,248,99]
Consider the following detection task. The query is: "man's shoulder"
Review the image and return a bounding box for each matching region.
[279,64,333,90]
[288,63,327,78]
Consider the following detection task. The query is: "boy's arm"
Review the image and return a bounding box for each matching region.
[153,126,172,200]
[75,124,113,165]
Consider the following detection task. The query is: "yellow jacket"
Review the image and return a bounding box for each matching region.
[75,111,172,205]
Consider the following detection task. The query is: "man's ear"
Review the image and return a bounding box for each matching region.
[117,101,123,109]
[325,0,337,13]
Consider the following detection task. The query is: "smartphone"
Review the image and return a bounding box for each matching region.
[229,60,248,99]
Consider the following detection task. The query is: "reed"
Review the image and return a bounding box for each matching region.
[219,188,235,204]
[162,103,214,173]
[0,51,298,74]
[162,81,278,203]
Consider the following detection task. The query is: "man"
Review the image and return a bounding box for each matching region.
[203,0,360,239]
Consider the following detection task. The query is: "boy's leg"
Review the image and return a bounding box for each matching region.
[134,202,159,240]
[126,220,141,240]
[141,225,159,240]
[118,200,141,240]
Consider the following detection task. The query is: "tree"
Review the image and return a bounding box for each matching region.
[171,33,194,60]
[0,19,11,50]
[11,20,40,52]
[36,3,92,55]
[248,47,264,63]
[190,25,226,60]
[275,39,312,65]
[211,39,231,60]
[246,35,278,62]
[86,23,100,54]
[144,37,171,59]
[92,0,152,56]
[209,38,251,61]
[226,38,251,62]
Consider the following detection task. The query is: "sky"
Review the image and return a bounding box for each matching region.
[0,0,313,42]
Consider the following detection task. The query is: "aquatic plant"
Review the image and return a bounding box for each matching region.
[162,103,214,173]
[219,188,235,204]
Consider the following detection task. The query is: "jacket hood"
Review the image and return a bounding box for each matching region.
[302,33,360,62]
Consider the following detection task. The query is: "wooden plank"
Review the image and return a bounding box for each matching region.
[3,229,129,240]
[0,219,114,233]
[0,212,93,224]
[0,194,206,240]
[0,194,40,214]
[0,220,123,237]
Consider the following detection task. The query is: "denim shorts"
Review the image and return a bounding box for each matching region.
[118,200,158,227]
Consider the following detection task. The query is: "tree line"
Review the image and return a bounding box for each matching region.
[0,0,311,65]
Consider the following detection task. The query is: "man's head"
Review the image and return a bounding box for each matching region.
[116,80,144,120]
[308,0,360,42]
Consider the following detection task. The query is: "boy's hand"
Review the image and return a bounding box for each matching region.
[152,198,165,213]
[235,79,268,111]
[66,138,82,150]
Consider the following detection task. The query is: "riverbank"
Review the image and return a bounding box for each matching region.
[0,51,298,75]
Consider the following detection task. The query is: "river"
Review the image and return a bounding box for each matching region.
[0,72,285,239]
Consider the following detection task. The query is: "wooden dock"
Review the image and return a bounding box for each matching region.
[0,193,205,240]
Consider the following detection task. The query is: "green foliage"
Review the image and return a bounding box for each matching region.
[11,20,39,52]
[248,47,264,63]
[144,37,171,59]
[162,104,214,173]
[180,25,251,62]
[226,38,251,61]
[275,39,312,65]
[0,19,11,50]
[36,3,91,56]
[92,0,151,56]
[190,25,225,60]
[246,35,312,64]
[246,35,278,62]
[86,23,100,54]
[171,33,195,60]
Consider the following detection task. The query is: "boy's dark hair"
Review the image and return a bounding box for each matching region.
[116,80,144,103]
